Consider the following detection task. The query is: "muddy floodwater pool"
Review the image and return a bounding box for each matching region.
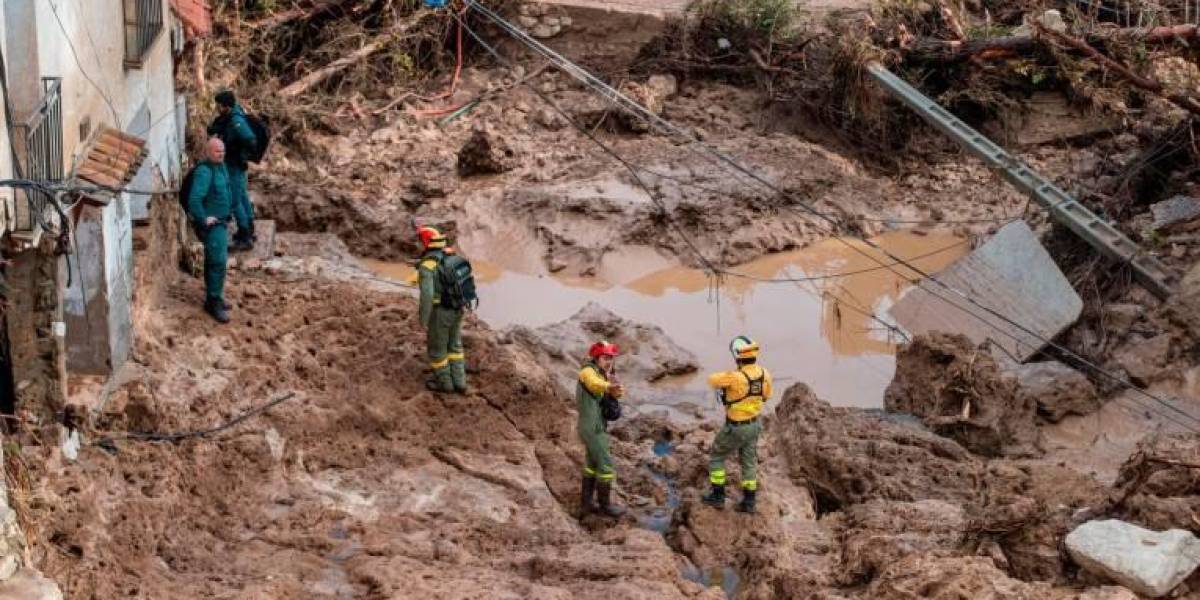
[363,231,968,410]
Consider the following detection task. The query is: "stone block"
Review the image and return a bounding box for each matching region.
[1066,519,1200,598]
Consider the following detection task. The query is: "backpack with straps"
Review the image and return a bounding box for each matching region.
[435,253,479,311]
[722,369,766,404]
[178,166,205,237]
[243,113,271,163]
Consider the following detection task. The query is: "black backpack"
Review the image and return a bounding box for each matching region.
[436,254,479,310]
[178,166,205,236]
[244,114,270,163]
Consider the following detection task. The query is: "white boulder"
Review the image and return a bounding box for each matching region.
[1066,519,1200,597]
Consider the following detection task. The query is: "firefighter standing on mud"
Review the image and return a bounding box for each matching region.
[416,226,469,394]
[207,90,258,252]
[577,341,626,518]
[702,336,772,514]
[187,138,234,324]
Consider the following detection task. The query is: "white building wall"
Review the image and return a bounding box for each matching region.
[0,8,12,237]
[30,0,180,374]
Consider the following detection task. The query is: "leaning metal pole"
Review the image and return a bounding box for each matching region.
[867,62,1177,299]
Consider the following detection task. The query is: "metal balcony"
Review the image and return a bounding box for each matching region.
[13,78,63,233]
[124,0,164,67]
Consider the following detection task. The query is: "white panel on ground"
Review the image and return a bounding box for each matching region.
[888,220,1082,362]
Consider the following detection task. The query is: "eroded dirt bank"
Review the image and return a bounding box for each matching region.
[23,0,1200,598]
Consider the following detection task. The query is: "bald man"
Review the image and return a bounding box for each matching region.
[187,138,234,323]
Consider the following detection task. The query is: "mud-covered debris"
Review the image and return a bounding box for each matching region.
[838,499,966,585]
[1167,261,1200,340]
[1110,434,1200,532]
[867,555,1060,599]
[457,126,519,176]
[885,333,1039,458]
[504,302,699,389]
[1150,196,1200,232]
[1111,333,1173,387]
[1013,362,1100,423]
[773,383,983,507]
[1066,519,1200,598]
[618,75,677,133]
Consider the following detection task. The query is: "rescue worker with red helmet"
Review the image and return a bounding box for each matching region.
[702,335,772,514]
[577,341,626,518]
[417,225,468,394]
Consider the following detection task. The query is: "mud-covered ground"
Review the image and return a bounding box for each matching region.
[23,0,1200,598]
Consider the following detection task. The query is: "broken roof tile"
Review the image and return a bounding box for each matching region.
[171,0,213,38]
[76,125,148,193]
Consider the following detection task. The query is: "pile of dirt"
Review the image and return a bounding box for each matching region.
[503,301,699,390]
[885,333,1039,458]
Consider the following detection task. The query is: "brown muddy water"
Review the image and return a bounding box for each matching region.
[363,231,968,411]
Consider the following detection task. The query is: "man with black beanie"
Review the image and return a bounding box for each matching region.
[207,90,258,251]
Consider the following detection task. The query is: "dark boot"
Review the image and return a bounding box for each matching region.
[231,236,254,252]
[205,299,230,324]
[595,481,626,518]
[579,476,597,517]
[735,489,757,514]
[702,484,726,509]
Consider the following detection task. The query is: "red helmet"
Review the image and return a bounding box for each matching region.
[417,226,447,249]
[588,341,619,359]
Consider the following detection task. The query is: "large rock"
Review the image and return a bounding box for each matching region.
[1065,519,1200,597]
[885,333,1040,457]
[1013,361,1100,422]
[457,126,520,176]
[504,302,698,388]
[773,383,984,507]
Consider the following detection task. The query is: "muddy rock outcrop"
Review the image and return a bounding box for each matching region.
[837,499,967,586]
[772,383,984,507]
[458,125,520,176]
[1108,434,1200,533]
[504,302,699,388]
[885,333,1040,458]
[1013,362,1100,423]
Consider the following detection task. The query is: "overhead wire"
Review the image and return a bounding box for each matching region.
[461,1,1200,433]
[449,8,920,356]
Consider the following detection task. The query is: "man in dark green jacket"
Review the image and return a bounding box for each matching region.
[207,90,258,252]
[188,138,233,323]
[416,226,467,394]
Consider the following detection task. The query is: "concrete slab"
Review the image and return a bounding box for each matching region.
[888,220,1082,362]
[227,219,276,263]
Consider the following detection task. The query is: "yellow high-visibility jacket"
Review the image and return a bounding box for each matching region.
[708,364,772,422]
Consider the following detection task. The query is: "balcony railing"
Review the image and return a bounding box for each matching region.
[13,78,63,232]
[124,0,164,66]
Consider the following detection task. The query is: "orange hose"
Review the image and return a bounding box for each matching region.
[411,4,467,117]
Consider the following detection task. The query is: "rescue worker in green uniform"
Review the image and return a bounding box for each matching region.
[416,226,468,394]
[207,90,258,252]
[702,336,772,514]
[187,138,234,324]
[577,341,626,518]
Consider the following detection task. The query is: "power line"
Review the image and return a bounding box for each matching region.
[46,0,123,129]
[462,2,1200,433]
[450,10,918,355]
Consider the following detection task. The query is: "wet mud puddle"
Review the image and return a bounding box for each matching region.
[362,231,967,410]
[642,440,741,599]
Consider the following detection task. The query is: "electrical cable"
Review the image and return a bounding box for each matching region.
[96,391,299,445]
[450,10,919,356]
[46,0,123,129]
[462,2,1200,433]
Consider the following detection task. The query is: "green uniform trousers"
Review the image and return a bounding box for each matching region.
[578,414,614,482]
[427,306,466,391]
[229,166,254,237]
[202,223,229,304]
[708,420,761,491]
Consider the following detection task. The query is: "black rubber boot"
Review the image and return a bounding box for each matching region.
[205,299,230,324]
[579,476,597,518]
[702,484,726,509]
[596,481,626,518]
[735,489,757,514]
[231,236,254,252]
